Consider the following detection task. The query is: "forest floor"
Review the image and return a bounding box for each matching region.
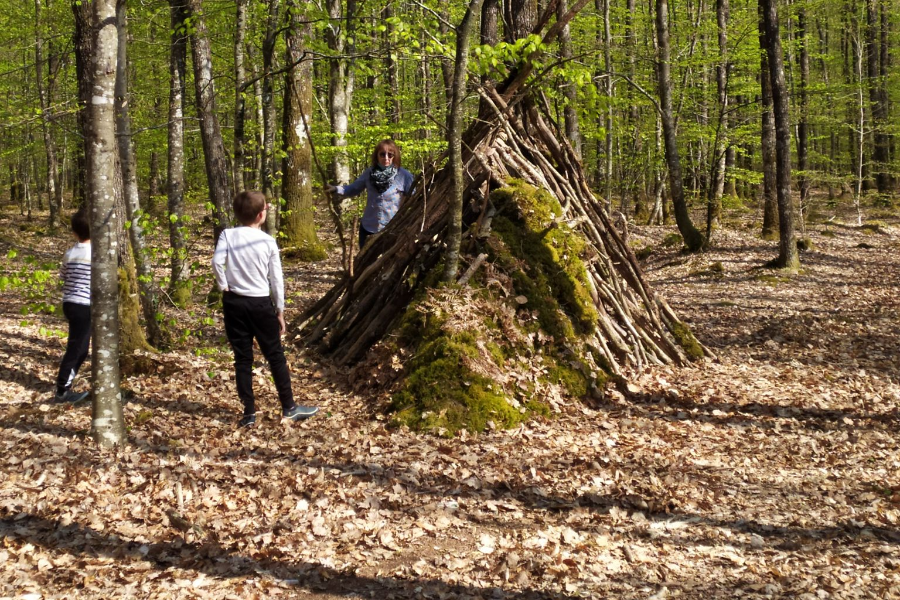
[0,197,899,599]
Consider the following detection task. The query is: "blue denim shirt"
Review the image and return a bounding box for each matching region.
[337,167,415,234]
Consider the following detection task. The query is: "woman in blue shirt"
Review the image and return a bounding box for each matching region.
[326,139,415,249]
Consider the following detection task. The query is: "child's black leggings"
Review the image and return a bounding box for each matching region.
[222,292,294,415]
[56,302,91,396]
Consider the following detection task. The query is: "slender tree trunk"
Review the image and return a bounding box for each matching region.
[866,0,889,192]
[187,0,233,241]
[707,0,728,239]
[86,0,125,447]
[443,0,484,283]
[759,5,778,239]
[262,0,280,232]
[655,0,704,250]
[558,0,581,158]
[281,0,324,257]
[760,0,799,269]
[326,0,355,186]
[234,0,248,192]
[71,0,93,209]
[477,0,499,118]
[384,2,401,134]
[115,0,162,347]
[796,7,810,227]
[438,6,454,103]
[602,0,613,206]
[35,0,61,229]
[167,0,189,299]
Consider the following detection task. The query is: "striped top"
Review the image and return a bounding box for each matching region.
[61,242,91,306]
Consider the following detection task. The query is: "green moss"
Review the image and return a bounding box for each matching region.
[670,321,704,360]
[635,245,655,261]
[489,180,597,340]
[546,361,589,398]
[170,279,193,308]
[284,243,328,262]
[662,233,683,248]
[796,237,815,252]
[389,333,524,436]
[755,273,791,286]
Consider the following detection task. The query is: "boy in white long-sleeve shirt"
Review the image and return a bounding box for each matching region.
[212,190,318,428]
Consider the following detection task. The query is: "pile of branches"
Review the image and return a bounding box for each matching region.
[293,75,704,374]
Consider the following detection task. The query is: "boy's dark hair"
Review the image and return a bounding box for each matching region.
[233,190,267,226]
[71,210,90,241]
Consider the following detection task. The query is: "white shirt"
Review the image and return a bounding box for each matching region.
[211,227,285,310]
[61,241,91,306]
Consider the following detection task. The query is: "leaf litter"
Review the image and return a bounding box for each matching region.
[0,210,898,599]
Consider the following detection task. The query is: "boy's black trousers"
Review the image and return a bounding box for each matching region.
[222,292,294,415]
[56,302,91,396]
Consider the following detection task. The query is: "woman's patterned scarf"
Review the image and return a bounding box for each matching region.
[371,165,397,194]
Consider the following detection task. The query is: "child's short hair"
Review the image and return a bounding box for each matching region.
[71,210,90,241]
[233,190,267,226]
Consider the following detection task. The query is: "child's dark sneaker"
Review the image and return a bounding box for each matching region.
[282,405,318,421]
[238,413,256,428]
[53,390,89,404]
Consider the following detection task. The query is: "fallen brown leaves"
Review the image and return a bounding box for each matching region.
[0,206,899,599]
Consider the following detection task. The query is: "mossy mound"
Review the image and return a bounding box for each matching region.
[385,180,612,436]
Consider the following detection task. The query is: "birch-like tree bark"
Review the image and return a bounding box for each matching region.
[87,0,125,447]
[116,0,162,347]
[187,0,233,241]
[167,0,189,299]
[326,0,355,187]
[233,0,248,192]
[706,0,729,238]
[760,0,799,269]
[35,0,61,230]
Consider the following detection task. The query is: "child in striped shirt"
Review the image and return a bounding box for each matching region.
[54,210,91,404]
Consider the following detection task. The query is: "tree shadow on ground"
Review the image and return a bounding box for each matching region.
[0,512,581,600]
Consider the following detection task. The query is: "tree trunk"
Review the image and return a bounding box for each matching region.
[477,0,500,118]
[187,0,233,241]
[558,0,581,158]
[234,0,248,192]
[384,2,401,134]
[797,7,810,224]
[326,0,355,187]
[760,0,799,269]
[867,0,889,193]
[759,5,778,239]
[655,0,705,251]
[71,0,93,209]
[167,0,189,300]
[115,0,162,347]
[262,0,280,233]
[443,0,485,283]
[706,0,728,240]
[35,0,62,230]
[281,0,324,258]
[86,0,125,447]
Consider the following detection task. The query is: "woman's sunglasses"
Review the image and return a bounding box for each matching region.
[378,152,394,158]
